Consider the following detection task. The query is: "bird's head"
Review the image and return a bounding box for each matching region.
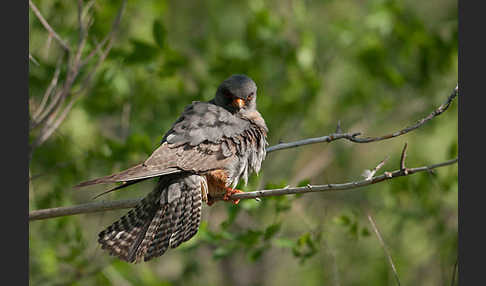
[214,74,258,113]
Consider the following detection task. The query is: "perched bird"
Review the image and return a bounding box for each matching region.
[75,74,268,263]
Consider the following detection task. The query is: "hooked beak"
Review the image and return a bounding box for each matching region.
[232,98,245,109]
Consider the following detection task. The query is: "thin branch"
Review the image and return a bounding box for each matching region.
[30,70,67,130]
[29,157,457,221]
[29,0,71,52]
[30,199,141,221]
[220,158,457,200]
[29,53,40,66]
[362,156,390,180]
[367,212,401,286]
[33,94,79,147]
[267,131,362,153]
[399,142,408,171]
[335,119,343,133]
[77,0,127,86]
[267,86,458,153]
[31,56,63,122]
[450,256,458,286]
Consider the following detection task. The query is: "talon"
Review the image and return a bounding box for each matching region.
[223,187,243,205]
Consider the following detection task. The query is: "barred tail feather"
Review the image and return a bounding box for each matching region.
[97,174,204,263]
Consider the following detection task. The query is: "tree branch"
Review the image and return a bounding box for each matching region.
[367,212,401,286]
[267,86,458,153]
[29,53,40,66]
[31,56,63,123]
[29,0,71,52]
[29,157,457,221]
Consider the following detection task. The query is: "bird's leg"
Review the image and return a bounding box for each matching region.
[205,170,244,205]
[223,186,243,205]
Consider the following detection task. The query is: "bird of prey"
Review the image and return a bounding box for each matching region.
[75,74,268,263]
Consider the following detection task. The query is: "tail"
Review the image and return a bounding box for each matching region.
[97,174,206,263]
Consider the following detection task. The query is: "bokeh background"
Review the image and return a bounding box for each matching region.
[29,0,457,285]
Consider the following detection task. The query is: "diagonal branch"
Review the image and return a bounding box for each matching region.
[29,157,457,221]
[362,156,390,180]
[31,56,63,123]
[267,86,458,153]
[29,53,40,66]
[367,212,401,286]
[399,142,408,174]
[77,0,127,88]
[29,0,71,52]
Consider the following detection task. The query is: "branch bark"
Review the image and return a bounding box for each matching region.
[367,212,401,286]
[29,157,457,221]
[29,0,71,52]
[267,86,458,153]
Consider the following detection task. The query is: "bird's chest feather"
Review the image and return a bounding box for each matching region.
[206,124,267,195]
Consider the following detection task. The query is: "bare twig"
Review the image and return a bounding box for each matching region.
[451,257,458,286]
[29,0,71,52]
[335,120,342,133]
[221,158,457,200]
[267,86,458,153]
[29,53,40,66]
[33,94,79,147]
[400,142,408,174]
[29,157,457,221]
[31,56,63,122]
[31,87,64,131]
[362,156,390,180]
[77,0,127,88]
[30,199,142,221]
[367,212,401,286]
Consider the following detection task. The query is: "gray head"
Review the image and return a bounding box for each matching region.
[213,74,258,113]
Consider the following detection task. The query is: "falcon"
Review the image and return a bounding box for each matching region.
[75,74,268,263]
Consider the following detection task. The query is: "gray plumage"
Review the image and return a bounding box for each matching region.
[76,74,268,263]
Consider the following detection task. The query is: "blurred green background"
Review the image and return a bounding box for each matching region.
[29,0,457,285]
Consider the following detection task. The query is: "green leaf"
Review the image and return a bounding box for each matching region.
[264,222,282,241]
[153,19,166,49]
[236,230,263,247]
[248,247,264,262]
[296,179,311,187]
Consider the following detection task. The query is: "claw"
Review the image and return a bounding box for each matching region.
[223,187,243,205]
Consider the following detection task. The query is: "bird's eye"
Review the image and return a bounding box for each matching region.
[247,92,254,101]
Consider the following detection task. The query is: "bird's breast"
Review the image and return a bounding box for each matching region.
[226,124,267,188]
